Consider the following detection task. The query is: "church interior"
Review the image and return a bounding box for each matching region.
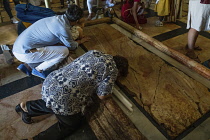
[0,0,210,139]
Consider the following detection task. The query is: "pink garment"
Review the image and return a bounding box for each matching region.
[121,0,146,24]
[200,0,210,4]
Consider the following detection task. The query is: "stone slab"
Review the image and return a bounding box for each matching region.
[82,23,210,138]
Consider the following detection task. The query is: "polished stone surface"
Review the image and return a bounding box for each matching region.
[0,85,57,140]
[83,23,210,138]
[0,0,210,140]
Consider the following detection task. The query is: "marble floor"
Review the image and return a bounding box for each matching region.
[0,0,210,140]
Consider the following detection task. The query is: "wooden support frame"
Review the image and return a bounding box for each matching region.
[84,17,210,88]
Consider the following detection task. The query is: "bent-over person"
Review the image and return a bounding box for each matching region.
[15,50,129,140]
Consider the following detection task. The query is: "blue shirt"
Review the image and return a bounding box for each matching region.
[13,15,78,54]
[41,50,118,115]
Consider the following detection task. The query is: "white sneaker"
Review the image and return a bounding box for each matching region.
[155,20,163,27]
[11,17,19,24]
[1,44,10,51]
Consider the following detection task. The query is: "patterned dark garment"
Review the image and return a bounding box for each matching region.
[41,50,118,115]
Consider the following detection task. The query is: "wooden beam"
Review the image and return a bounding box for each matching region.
[85,17,111,27]
[110,24,210,89]
[112,17,210,80]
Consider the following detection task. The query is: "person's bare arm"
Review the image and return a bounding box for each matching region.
[76,36,91,44]
[98,94,111,100]
[132,1,140,29]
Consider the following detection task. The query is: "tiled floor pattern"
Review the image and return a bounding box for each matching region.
[0,0,210,140]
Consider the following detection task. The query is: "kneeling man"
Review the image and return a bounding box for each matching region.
[15,50,129,139]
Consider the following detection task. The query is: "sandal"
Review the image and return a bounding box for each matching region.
[155,20,163,27]
[186,51,201,63]
[194,46,202,51]
[185,45,202,51]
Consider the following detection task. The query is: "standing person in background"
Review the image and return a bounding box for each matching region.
[3,0,19,23]
[60,0,65,8]
[154,0,170,26]
[87,0,116,20]
[186,0,210,63]
[121,0,146,29]
[154,0,183,26]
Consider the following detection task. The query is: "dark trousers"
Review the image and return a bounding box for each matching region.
[26,99,84,140]
[17,21,26,35]
[3,0,20,19]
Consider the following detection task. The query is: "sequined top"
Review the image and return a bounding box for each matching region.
[41,50,118,115]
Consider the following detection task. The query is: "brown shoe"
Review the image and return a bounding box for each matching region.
[185,45,202,51]
[186,51,201,63]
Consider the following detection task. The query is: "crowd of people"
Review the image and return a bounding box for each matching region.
[0,0,210,139]
[4,4,129,139]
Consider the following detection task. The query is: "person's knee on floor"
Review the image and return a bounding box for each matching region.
[17,63,33,76]
[20,50,129,139]
[13,5,87,79]
[31,47,69,79]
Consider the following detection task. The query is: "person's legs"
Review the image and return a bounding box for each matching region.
[187,28,199,50]
[16,99,53,124]
[26,99,54,117]
[87,0,95,20]
[33,113,84,140]
[186,28,201,62]
[3,0,19,23]
[12,0,20,5]
[17,21,26,35]
[14,46,69,78]
[155,16,164,26]
[14,46,69,71]
[60,0,65,8]
[34,46,69,71]
[3,0,13,19]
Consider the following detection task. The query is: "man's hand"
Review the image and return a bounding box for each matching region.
[80,36,91,44]
[135,23,142,30]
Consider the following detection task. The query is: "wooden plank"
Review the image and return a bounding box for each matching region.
[82,23,210,138]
